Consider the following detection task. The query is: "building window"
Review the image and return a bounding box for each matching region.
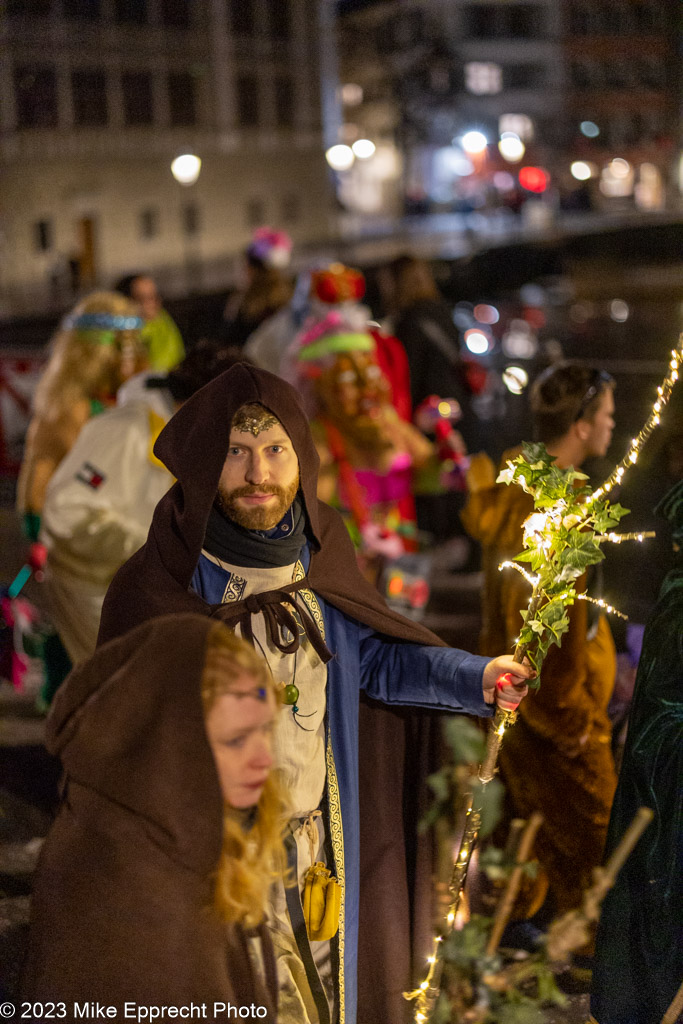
[230,0,255,36]
[499,113,534,141]
[7,0,51,15]
[465,62,502,95]
[274,75,295,127]
[115,0,147,24]
[281,193,300,224]
[168,72,197,126]
[246,198,265,227]
[639,58,665,90]
[161,0,191,28]
[571,62,592,89]
[122,72,154,126]
[14,65,58,128]
[63,0,101,19]
[139,208,160,239]
[236,74,259,127]
[266,0,290,40]
[465,4,545,39]
[603,62,628,90]
[34,219,53,252]
[72,70,108,126]
[633,2,659,34]
[504,64,544,90]
[569,2,591,35]
[182,202,200,236]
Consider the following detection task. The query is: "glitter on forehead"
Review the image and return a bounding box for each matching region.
[231,403,281,437]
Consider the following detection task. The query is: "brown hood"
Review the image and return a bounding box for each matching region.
[49,614,223,874]
[99,363,446,648]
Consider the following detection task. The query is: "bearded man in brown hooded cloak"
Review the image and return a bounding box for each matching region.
[98,364,531,1024]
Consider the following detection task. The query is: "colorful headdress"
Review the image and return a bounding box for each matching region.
[310,264,365,305]
[63,312,144,332]
[61,310,144,346]
[296,310,374,363]
[247,227,293,269]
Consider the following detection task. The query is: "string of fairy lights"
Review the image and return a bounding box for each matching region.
[406,336,683,1024]
[592,340,682,503]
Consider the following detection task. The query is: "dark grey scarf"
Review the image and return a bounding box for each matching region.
[203,495,308,569]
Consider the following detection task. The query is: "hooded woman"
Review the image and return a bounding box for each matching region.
[21,615,283,1018]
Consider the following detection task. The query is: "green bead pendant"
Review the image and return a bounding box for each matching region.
[283,683,300,706]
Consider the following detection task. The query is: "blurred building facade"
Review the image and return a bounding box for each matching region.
[0,0,333,316]
[337,0,680,217]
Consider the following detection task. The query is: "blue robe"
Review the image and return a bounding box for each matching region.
[192,549,492,1024]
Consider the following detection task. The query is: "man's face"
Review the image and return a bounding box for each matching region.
[131,276,161,322]
[217,420,300,530]
[581,387,615,459]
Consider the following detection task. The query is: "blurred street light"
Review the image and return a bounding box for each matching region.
[326,144,355,171]
[170,153,202,186]
[503,366,529,394]
[464,328,490,354]
[352,139,376,160]
[498,132,525,162]
[571,161,594,181]
[580,121,600,138]
[461,130,488,155]
[519,166,549,193]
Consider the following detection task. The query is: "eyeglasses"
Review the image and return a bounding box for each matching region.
[574,369,614,422]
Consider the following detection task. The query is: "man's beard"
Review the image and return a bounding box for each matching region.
[216,476,300,530]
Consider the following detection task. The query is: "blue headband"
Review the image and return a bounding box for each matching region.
[64,312,144,332]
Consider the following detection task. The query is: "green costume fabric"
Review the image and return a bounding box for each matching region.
[592,480,683,1024]
[142,310,185,371]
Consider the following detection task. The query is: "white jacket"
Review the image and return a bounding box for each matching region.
[40,394,173,662]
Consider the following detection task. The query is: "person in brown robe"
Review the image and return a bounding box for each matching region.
[95,363,532,1024]
[462,362,619,919]
[21,614,282,1020]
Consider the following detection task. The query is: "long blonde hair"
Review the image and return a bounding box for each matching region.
[202,623,286,927]
[33,291,147,420]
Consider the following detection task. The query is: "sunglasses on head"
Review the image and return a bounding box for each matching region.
[574,369,614,422]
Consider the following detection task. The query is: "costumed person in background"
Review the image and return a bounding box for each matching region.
[222,227,294,348]
[17,291,147,534]
[247,261,413,423]
[39,342,244,667]
[16,292,147,702]
[381,255,485,549]
[291,307,435,585]
[591,478,683,1024]
[462,363,618,936]
[21,616,282,1018]
[116,272,185,372]
[97,364,533,1024]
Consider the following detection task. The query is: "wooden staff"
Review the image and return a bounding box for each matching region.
[661,977,683,1024]
[486,812,544,956]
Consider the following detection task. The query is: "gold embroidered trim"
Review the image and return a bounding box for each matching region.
[293,561,326,642]
[294,562,342,1019]
[326,733,345,1024]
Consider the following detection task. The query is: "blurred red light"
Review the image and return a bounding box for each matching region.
[519,166,549,193]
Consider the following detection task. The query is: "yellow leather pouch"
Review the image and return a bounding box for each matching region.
[302,861,341,941]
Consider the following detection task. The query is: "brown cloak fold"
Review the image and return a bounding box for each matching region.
[98,364,451,1023]
[21,614,278,1020]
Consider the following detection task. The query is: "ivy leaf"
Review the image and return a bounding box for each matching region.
[496,1004,545,1024]
[473,776,504,837]
[443,716,487,765]
[427,770,450,803]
